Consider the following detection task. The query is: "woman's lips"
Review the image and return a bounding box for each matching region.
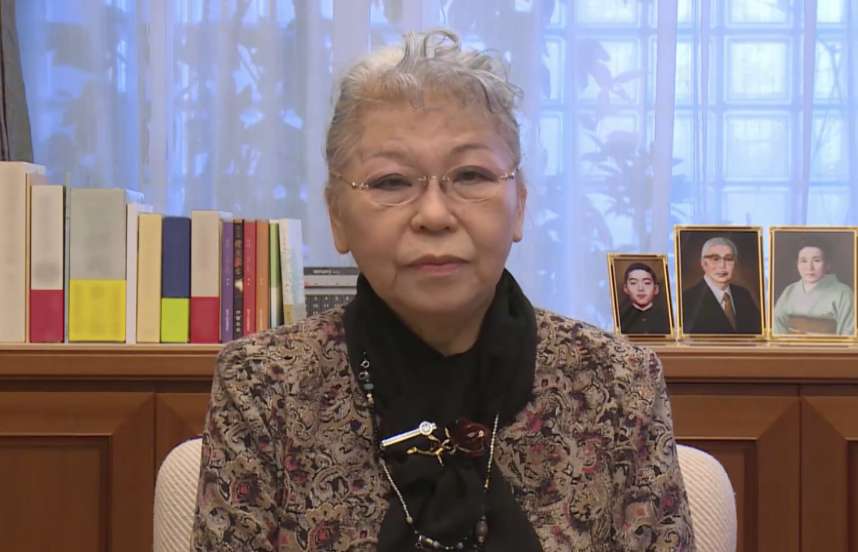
[411,260,464,276]
[408,256,465,276]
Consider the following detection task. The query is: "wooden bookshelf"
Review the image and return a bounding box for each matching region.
[0,343,220,380]
[1,342,857,552]
[3,340,858,381]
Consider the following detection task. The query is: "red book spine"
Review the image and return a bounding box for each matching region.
[29,289,64,343]
[190,296,220,343]
[243,220,257,335]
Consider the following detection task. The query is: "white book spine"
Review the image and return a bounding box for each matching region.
[270,285,283,326]
[190,210,222,298]
[278,220,291,320]
[126,203,153,344]
[30,184,64,291]
[278,218,306,323]
[0,162,44,342]
[69,188,128,280]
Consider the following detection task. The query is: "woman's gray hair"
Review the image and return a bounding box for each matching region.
[701,236,739,260]
[324,29,523,185]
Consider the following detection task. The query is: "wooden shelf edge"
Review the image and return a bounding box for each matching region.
[0,345,221,379]
[652,342,858,383]
[0,343,223,352]
[2,342,858,382]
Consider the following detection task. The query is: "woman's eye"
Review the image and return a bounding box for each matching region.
[451,168,492,185]
[367,176,413,190]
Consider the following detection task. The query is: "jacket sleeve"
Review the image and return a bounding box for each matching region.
[615,347,696,551]
[191,341,284,551]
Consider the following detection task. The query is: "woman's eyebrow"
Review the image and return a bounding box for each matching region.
[357,144,503,170]
[447,142,494,156]
[359,147,413,163]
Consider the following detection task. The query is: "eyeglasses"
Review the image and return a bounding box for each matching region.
[703,254,736,263]
[329,165,518,207]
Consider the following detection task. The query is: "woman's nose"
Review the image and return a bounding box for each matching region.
[410,177,458,232]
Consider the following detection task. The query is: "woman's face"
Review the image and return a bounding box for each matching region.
[327,99,526,324]
[797,246,827,284]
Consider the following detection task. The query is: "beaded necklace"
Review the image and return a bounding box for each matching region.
[356,354,499,551]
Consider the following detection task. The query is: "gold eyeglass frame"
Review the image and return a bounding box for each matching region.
[328,166,519,207]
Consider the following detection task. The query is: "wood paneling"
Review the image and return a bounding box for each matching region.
[2,343,857,552]
[801,393,858,552]
[156,393,210,472]
[0,392,154,552]
[0,438,105,552]
[670,392,801,552]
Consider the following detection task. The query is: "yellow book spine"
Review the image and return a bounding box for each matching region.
[160,297,190,343]
[68,280,126,342]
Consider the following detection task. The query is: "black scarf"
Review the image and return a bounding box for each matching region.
[343,270,543,551]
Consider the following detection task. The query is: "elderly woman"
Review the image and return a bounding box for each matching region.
[773,242,855,335]
[192,30,694,551]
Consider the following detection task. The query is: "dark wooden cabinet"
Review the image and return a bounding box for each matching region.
[1,342,856,551]
[0,391,154,552]
[799,389,858,552]
[155,393,210,476]
[668,388,801,552]
[0,345,214,552]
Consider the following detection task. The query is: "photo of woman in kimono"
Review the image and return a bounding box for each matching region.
[771,231,857,337]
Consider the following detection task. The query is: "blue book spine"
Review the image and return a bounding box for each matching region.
[161,216,191,298]
[221,221,234,342]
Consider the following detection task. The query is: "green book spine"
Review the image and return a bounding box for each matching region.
[160,297,190,343]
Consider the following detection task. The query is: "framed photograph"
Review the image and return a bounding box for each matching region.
[675,226,765,339]
[769,227,857,341]
[608,254,675,339]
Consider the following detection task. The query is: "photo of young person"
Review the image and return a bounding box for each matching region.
[676,226,765,338]
[770,228,857,339]
[608,254,674,337]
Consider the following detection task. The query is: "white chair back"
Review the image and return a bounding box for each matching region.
[154,438,202,552]
[677,444,738,552]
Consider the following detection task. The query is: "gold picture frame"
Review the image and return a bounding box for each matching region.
[607,253,675,340]
[675,225,766,340]
[769,226,858,342]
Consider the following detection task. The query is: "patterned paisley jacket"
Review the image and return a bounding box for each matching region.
[192,307,695,551]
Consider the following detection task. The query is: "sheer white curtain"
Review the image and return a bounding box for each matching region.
[16,0,857,327]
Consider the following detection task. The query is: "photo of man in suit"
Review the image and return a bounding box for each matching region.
[681,236,762,334]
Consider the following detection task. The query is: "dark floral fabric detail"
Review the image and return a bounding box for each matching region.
[450,418,490,458]
[191,308,695,551]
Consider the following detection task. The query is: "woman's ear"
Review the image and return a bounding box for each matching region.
[326,188,351,254]
[512,182,527,243]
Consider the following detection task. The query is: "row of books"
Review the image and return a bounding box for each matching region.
[0,161,357,344]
